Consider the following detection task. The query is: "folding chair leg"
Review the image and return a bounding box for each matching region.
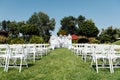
[4,58,8,72]
[19,58,23,72]
[91,59,94,67]
[95,59,99,73]
[33,52,36,62]
[109,59,114,73]
[5,58,9,72]
[24,58,28,68]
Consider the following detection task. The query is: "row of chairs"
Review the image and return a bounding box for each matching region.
[0,44,50,72]
[72,44,120,73]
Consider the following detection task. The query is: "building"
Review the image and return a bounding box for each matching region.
[0,30,8,37]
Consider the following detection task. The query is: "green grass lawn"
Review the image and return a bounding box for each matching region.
[1,48,120,80]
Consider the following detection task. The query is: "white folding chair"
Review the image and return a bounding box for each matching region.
[26,44,36,62]
[73,44,84,60]
[6,44,28,72]
[91,44,112,73]
[72,44,81,55]
[82,44,93,62]
[42,44,50,55]
[35,44,47,59]
[109,45,120,73]
[0,44,9,72]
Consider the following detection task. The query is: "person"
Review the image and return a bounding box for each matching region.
[58,34,63,48]
[67,34,72,49]
[55,35,60,48]
[63,35,68,48]
[49,35,56,50]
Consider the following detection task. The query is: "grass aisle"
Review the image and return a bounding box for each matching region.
[0,48,120,80]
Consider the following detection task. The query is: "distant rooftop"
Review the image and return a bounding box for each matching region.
[0,30,8,37]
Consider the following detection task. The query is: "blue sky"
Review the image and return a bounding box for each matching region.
[0,0,120,34]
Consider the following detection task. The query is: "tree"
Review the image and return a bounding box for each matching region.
[98,26,120,43]
[77,15,86,26]
[57,29,67,35]
[7,21,20,37]
[27,11,55,42]
[29,35,44,43]
[1,20,7,30]
[59,16,77,35]
[78,19,99,37]
[20,23,38,42]
[0,22,1,29]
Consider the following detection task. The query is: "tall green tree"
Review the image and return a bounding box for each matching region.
[7,21,19,37]
[78,18,99,37]
[20,23,38,41]
[0,22,1,29]
[58,16,77,35]
[77,15,86,26]
[27,12,55,42]
[98,26,120,43]
[1,20,7,30]
[1,20,21,37]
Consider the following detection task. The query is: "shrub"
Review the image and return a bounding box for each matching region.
[88,37,99,43]
[0,35,7,44]
[78,38,89,43]
[72,39,78,43]
[10,37,25,44]
[29,35,44,43]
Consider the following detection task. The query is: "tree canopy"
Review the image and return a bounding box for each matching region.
[58,15,99,38]
[58,16,77,35]
[0,11,120,44]
[0,11,55,43]
[27,12,55,37]
[98,26,120,43]
[78,19,99,37]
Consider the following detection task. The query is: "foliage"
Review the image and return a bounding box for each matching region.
[58,15,99,38]
[78,19,99,37]
[29,35,44,43]
[9,37,25,44]
[72,39,78,43]
[57,29,67,36]
[77,37,89,43]
[0,35,7,43]
[98,26,120,43]
[1,20,25,38]
[59,16,77,35]
[21,24,38,36]
[1,13,120,44]
[77,15,86,27]
[88,37,99,43]
[1,20,7,30]
[7,21,20,37]
[27,12,55,38]
[0,11,55,43]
